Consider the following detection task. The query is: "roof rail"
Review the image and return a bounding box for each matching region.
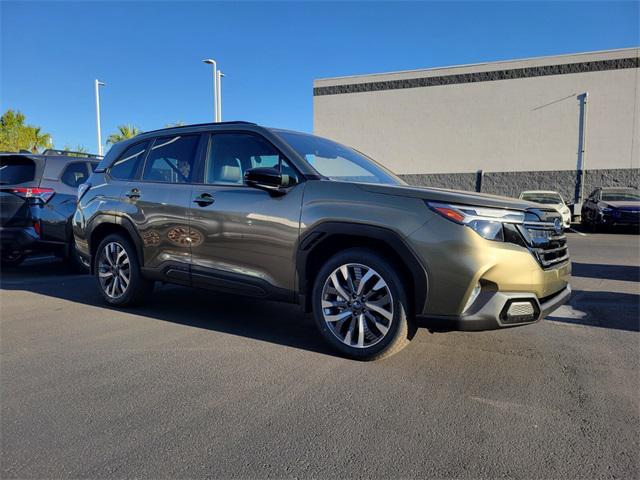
[141,121,258,136]
[42,149,103,159]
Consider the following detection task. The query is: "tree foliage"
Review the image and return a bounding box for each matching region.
[61,145,89,157]
[0,109,52,153]
[106,125,143,145]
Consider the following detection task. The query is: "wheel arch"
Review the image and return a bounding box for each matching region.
[87,215,144,273]
[296,222,428,314]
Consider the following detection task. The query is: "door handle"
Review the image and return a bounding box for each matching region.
[125,188,141,199]
[193,193,215,206]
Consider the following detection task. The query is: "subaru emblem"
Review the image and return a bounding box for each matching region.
[554,218,562,234]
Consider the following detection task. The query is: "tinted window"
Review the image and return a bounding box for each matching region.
[90,162,99,172]
[60,162,89,187]
[0,156,36,185]
[110,142,149,180]
[206,133,298,186]
[142,135,199,183]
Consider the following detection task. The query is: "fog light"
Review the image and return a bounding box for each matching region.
[500,299,540,324]
[463,283,481,313]
[507,301,535,317]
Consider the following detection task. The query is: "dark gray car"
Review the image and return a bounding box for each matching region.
[74,122,570,360]
[0,149,100,269]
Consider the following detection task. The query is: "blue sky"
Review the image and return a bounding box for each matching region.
[1,1,638,153]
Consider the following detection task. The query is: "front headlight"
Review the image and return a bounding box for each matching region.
[427,202,525,241]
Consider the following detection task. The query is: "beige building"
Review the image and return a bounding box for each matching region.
[313,48,639,201]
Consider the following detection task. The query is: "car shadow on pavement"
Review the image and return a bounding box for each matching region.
[0,258,337,356]
[2,258,638,344]
[546,289,640,332]
[572,262,640,282]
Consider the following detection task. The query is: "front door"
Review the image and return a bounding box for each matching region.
[189,132,305,298]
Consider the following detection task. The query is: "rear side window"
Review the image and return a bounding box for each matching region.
[142,135,199,183]
[0,156,36,185]
[60,162,90,187]
[109,142,149,180]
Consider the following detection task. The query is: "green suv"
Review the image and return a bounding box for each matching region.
[73,122,571,360]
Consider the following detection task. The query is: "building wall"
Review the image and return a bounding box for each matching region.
[313,49,639,200]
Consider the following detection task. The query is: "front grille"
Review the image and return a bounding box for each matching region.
[528,230,569,267]
[512,209,569,269]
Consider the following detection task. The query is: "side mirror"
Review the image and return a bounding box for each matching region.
[244,167,284,194]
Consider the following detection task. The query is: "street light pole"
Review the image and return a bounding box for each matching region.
[94,79,105,156]
[216,70,225,122]
[203,59,218,122]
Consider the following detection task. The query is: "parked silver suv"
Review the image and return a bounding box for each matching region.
[74,122,571,359]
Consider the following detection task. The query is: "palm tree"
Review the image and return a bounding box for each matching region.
[106,124,142,145]
[29,127,52,153]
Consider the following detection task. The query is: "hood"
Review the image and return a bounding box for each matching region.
[358,183,539,211]
[601,201,640,210]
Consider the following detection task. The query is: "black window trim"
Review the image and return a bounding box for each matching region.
[197,130,304,188]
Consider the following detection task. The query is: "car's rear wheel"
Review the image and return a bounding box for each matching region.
[312,248,414,360]
[94,234,153,306]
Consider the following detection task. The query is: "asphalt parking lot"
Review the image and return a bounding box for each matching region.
[1,228,638,479]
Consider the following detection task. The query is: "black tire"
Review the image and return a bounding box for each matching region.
[66,239,90,274]
[94,233,153,307]
[581,214,590,227]
[312,248,415,361]
[0,251,25,268]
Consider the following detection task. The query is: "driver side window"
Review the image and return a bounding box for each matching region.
[205,133,298,186]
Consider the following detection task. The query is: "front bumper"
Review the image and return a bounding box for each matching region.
[599,211,640,226]
[408,214,571,327]
[422,284,571,330]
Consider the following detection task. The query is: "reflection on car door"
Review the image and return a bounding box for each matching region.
[189,132,304,298]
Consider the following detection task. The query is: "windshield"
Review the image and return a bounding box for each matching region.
[601,190,640,202]
[277,131,404,185]
[521,192,563,204]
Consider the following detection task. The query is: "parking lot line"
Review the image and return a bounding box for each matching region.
[569,228,588,237]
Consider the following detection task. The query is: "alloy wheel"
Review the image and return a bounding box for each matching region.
[98,242,131,299]
[321,263,394,348]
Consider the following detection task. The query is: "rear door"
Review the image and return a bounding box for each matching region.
[119,134,202,283]
[0,154,44,227]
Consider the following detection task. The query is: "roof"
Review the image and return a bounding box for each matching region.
[141,121,257,136]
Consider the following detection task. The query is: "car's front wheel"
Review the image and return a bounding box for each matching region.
[94,234,153,306]
[312,248,414,360]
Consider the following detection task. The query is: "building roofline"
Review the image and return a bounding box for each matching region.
[315,46,640,83]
